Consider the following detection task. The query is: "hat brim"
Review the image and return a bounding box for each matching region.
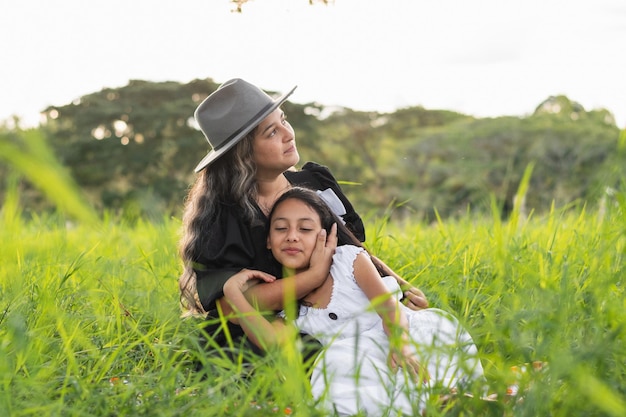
[194,85,297,173]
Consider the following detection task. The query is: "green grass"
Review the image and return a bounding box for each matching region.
[2,193,625,416]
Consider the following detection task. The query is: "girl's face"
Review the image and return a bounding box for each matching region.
[268,198,322,273]
[252,108,299,174]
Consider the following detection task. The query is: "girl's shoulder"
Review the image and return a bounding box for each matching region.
[335,244,365,258]
[333,245,369,281]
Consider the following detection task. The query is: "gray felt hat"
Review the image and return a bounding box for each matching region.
[193,78,297,172]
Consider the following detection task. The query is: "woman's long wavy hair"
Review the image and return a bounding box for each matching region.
[178,130,259,316]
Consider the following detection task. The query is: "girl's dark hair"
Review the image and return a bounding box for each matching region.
[269,187,386,276]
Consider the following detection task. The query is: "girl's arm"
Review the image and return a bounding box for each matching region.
[353,252,429,382]
[222,270,291,350]
[370,254,429,311]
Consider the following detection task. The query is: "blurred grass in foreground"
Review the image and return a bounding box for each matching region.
[0,128,98,225]
[1,153,626,415]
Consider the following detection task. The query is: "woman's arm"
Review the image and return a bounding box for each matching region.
[353,252,429,381]
[222,270,291,350]
[237,224,337,312]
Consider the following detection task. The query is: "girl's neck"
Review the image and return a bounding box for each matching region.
[301,273,333,309]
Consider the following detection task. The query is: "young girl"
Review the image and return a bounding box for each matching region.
[223,187,485,416]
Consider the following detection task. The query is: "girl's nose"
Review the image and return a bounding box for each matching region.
[286,229,299,241]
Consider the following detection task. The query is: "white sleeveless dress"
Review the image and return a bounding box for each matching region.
[287,245,485,416]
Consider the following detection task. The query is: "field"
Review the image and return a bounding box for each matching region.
[1,192,625,416]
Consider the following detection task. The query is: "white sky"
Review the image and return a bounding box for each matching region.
[1,0,625,128]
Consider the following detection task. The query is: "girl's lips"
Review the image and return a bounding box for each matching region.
[282,248,301,255]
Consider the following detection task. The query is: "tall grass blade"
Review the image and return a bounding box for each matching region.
[0,129,98,224]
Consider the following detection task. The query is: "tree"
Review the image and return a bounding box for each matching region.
[230,0,333,13]
[40,79,321,219]
[41,79,223,218]
[37,77,623,222]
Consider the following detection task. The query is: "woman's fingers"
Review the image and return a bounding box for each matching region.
[403,287,429,310]
[241,269,276,283]
[228,269,276,292]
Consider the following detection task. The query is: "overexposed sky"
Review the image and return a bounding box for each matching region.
[1,0,625,128]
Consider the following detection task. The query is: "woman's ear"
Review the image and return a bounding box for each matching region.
[266,236,271,250]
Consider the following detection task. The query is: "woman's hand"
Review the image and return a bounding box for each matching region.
[389,347,430,384]
[223,269,276,298]
[221,269,289,349]
[370,255,429,311]
[402,285,429,311]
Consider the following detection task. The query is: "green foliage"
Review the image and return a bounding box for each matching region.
[39,79,324,222]
[295,96,623,222]
[1,182,625,416]
[0,128,98,224]
[18,79,624,224]
[41,79,223,217]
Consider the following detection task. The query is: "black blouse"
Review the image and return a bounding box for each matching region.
[194,161,365,311]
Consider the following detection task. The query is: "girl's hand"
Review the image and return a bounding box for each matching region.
[308,223,337,278]
[389,348,430,384]
[223,269,276,297]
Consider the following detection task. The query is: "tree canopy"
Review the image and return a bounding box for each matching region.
[3,79,623,223]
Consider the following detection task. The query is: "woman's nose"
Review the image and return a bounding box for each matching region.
[281,123,295,142]
[286,230,299,241]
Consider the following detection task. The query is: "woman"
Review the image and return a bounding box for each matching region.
[178,78,427,356]
[223,187,485,415]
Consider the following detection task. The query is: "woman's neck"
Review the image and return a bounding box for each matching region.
[257,172,289,196]
[256,173,291,215]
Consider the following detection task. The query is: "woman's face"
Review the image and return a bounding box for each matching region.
[268,198,322,273]
[252,108,299,174]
